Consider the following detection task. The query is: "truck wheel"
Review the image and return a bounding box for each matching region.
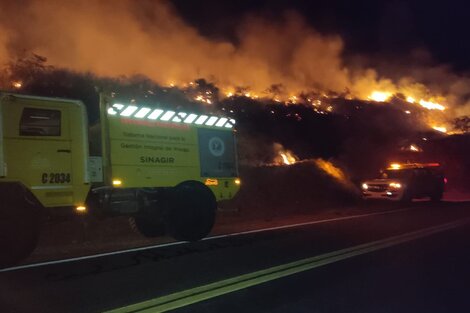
[166,181,217,242]
[400,189,412,204]
[130,190,167,238]
[430,191,443,202]
[0,196,40,268]
[130,214,166,238]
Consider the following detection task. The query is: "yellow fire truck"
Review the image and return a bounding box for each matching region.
[0,92,240,266]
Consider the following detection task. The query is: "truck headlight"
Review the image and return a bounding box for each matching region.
[362,183,368,190]
[389,182,402,189]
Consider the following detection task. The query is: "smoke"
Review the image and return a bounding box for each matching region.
[0,23,10,66]
[0,0,349,97]
[0,0,469,119]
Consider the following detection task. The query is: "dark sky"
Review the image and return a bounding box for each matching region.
[172,0,470,72]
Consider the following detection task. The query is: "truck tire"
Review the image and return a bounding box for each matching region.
[166,181,217,242]
[430,191,443,202]
[400,188,412,204]
[0,187,40,268]
[130,190,167,238]
[131,214,166,238]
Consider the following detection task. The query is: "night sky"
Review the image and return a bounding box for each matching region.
[172,0,470,72]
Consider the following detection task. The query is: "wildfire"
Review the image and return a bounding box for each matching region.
[432,126,447,133]
[314,159,348,184]
[279,151,297,165]
[194,94,212,104]
[272,143,298,166]
[418,99,445,111]
[12,81,22,89]
[368,91,392,102]
[406,96,415,103]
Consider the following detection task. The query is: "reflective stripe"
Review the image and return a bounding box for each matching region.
[195,115,209,125]
[134,107,151,118]
[147,109,164,120]
[109,104,236,128]
[205,116,218,126]
[172,112,187,123]
[120,106,138,117]
[215,117,228,127]
[160,111,176,121]
[184,113,198,124]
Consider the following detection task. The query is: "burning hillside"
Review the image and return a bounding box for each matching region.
[0,0,469,134]
[1,0,470,194]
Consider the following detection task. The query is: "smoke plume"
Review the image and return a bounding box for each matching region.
[0,0,469,119]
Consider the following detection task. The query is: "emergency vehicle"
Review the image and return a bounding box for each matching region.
[0,92,240,266]
[361,163,445,202]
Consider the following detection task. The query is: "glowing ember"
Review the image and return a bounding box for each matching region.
[408,144,423,152]
[12,81,22,89]
[406,96,415,103]
[280,152,297,165]
[314,159,347,183]
[368,91,392,102]
[419,99,445,111]
[432,126,447,133]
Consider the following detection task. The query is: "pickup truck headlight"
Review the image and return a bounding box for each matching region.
[389,182,402,189]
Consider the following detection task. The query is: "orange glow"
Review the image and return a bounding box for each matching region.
[75,206,87,213]
[432,126,447,133]
[315,159,347,182]
[389,182,402,189]
[204,178,219,186]
[390,163,401,170]
[12,81,22,89]
[406,96,415,103]
[368,91,392,102]
[280,152,296,165]
[419,99,445,111]
[409,145,419,152]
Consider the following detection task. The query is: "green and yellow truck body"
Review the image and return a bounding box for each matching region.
[0,92,240,266]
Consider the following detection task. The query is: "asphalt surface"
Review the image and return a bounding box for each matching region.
[1,201,470,313]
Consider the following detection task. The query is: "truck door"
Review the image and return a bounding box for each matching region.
[3,103,74,207]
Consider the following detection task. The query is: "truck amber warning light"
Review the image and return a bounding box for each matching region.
[107,103,236,128]
[75,206,87,213]
[205,178,219,186]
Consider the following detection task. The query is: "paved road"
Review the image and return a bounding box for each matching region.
[1,202,470,313]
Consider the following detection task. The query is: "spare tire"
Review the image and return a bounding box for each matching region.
[166,181,217,242]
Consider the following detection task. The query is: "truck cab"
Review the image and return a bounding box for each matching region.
[0,93,90,210]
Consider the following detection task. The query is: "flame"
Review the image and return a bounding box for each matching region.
[279,151,297,165]
[419,99,445,111]
[12,81,22,89]
[406,96,415,103]
[368,91,392,102]
[432,126,447,133]
[314,159,347,183]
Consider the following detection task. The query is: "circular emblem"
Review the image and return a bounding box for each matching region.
[208,137,225,157]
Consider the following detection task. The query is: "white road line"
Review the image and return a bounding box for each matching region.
[0,206,414,273]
